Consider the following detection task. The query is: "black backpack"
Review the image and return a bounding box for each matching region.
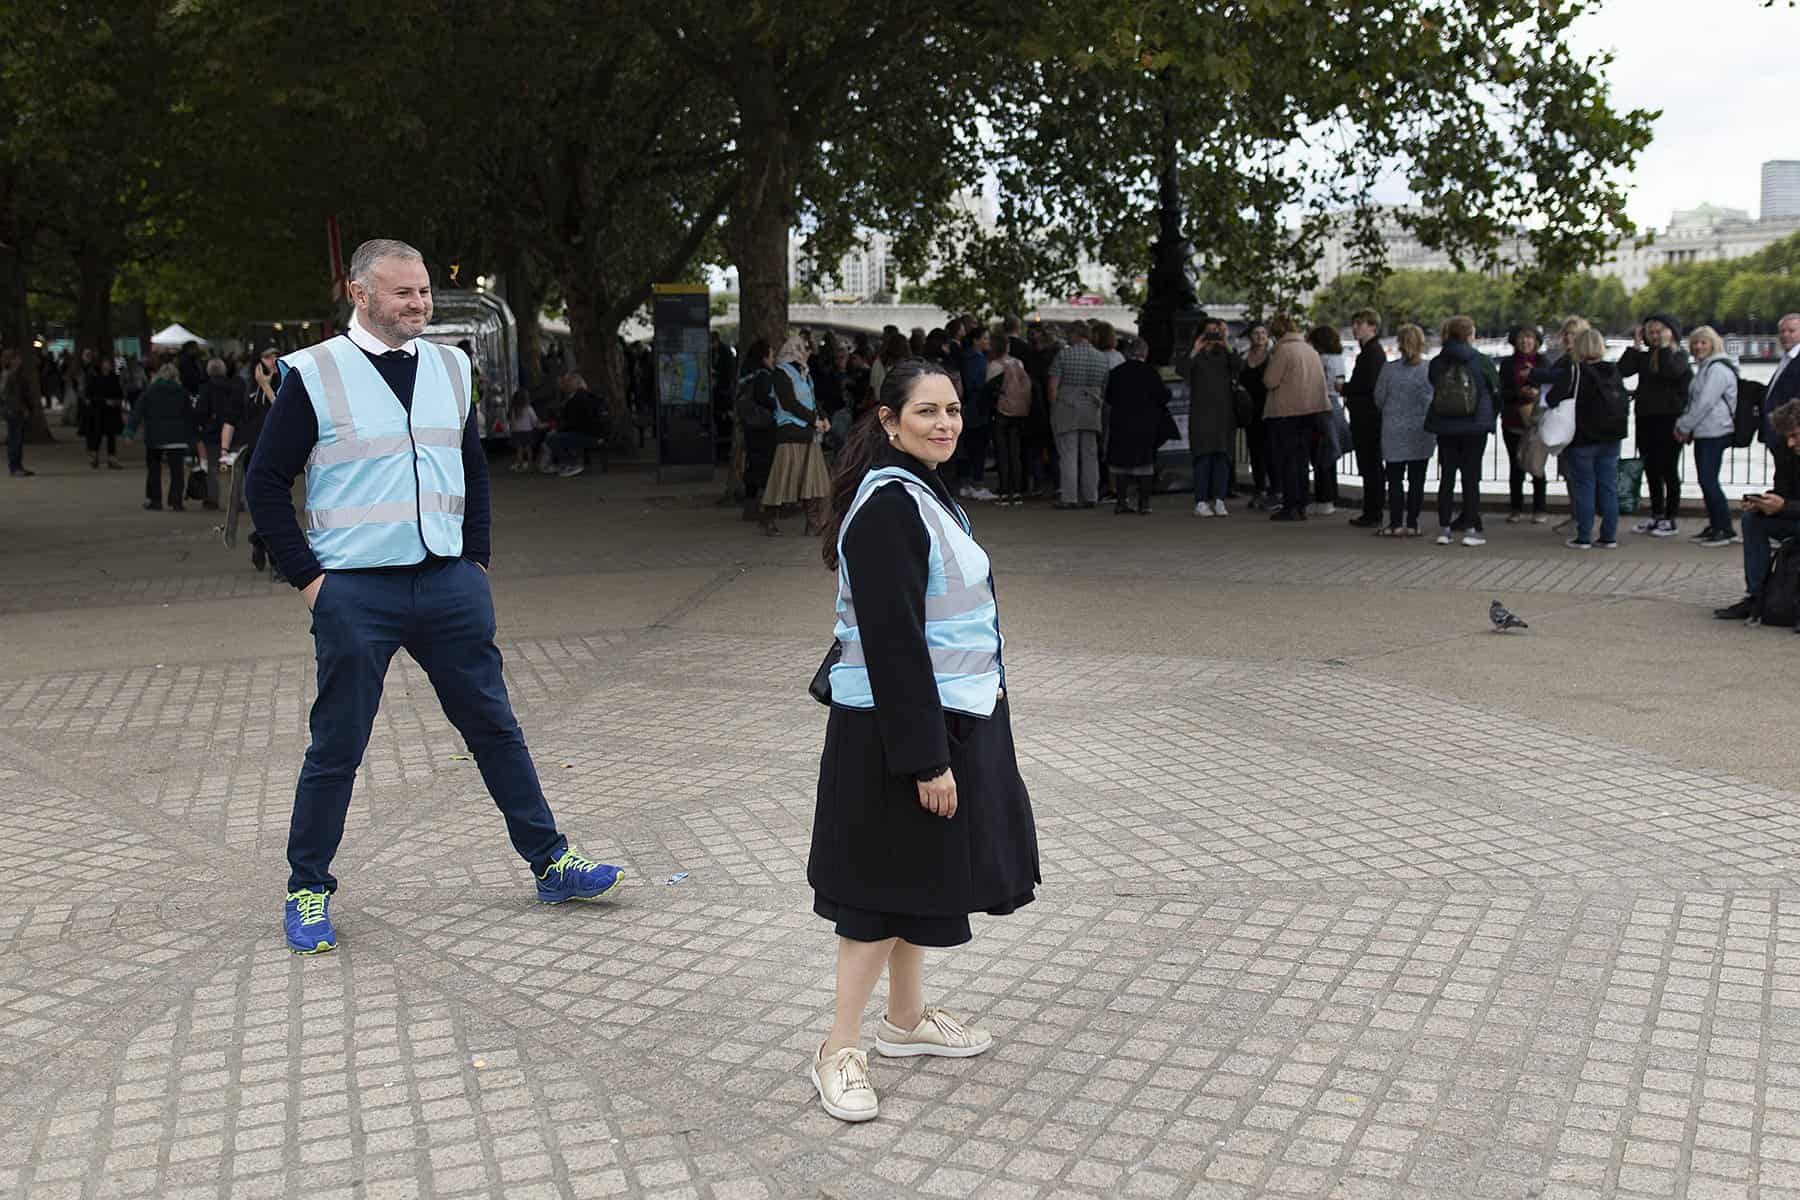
[1761,536,1800,628]
[734,369,774,431]
[1732,377,1768,449]
[1431,359,1477,418]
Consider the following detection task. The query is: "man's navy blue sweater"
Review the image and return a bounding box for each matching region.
[244,336,491,590]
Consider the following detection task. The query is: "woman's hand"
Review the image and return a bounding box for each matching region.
[917,768,958,819]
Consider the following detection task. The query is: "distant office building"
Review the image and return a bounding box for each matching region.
[1762,160,1800,220]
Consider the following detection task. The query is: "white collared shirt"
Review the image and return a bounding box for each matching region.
[346,312,418,358]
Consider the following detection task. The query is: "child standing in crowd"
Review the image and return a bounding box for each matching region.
[508,389,541,473]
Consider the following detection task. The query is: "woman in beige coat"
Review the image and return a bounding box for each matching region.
[1259,315,1328,520]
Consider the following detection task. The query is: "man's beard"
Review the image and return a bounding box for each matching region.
[366,301,427,345]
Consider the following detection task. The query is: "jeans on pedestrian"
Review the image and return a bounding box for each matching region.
[1693,434,1733,535]
[145,446,187,507]
[1191,452,1230,503]
[1385,459,1427,530]
[1247,416,1270,493]
[1350,408,1384,520]
[1312,427,1338,504]
[1741,511,1800,594]
[1265,415,1312,514]
[288,558,565,893]
[1502,429,1547,514]
[1637,413,1681,520]
[546,430,597,466]
[1436,432,1488,531]
[198,440,222,504]
[958,423,991,488]
[992,416,1025,496]
[5,415,22,473]
[1562,440,1621,544]
[1054,430,1099,504]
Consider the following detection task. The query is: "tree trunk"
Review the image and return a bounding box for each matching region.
[76,246,115,363]
[500,255,546,389]
[728,86,799,353]
[564,281,634,449]
[0,231,50,442]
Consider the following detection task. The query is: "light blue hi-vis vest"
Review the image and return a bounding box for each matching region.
[282,336,472,570]
[773,362,816,429]
[829,467,1005,717]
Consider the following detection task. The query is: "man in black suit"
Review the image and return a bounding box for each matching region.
[1342,308,1388,527]
[1715,313,1800,622]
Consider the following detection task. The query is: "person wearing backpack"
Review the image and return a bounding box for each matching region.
[1714,398,1800,623]
[1424,315,1499,546]
[986,328,1031,506]
[1674,326,1740,549]
[1546,327,1629,549]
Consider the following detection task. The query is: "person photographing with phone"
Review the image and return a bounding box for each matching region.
[805,357,1040,1124]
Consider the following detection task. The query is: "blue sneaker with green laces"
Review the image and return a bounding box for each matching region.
[284,889,337,954]
[536,848,625,904]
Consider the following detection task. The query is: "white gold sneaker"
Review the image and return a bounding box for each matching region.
[811,1045,878,1122]
[874,1008,994,1059]
[1193,501,1212,517]
[1213,499,1229,517]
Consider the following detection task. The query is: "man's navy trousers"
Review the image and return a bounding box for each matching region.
[288,557,565,893]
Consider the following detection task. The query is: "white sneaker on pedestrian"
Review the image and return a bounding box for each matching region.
[1632,518,1657,534]
[1192,501,1212,517]
[1435,531,1453,545]
[970,487,997,502]
[1650,520,1678,537]
[559,464,585,478]
[1531,513,1549,524]
[1213,499,1229,517]
[874,1008,993,1059]
[811,1045,878,1123]
[1462,532,1487,547]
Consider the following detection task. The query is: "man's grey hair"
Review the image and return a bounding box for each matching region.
[206,357,226,377]
[349,238,424,287]
[1780,312,1800,326]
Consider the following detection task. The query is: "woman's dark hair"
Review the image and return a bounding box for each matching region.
[1307,325,1343,355]
[820,357,956,570]
[739,338,770,377]
[510,388,530,413]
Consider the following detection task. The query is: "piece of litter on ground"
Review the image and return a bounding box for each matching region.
[450,753,473,761]
[662,872,689,886]
[472,1058,485,1069]
[561,762,574,769]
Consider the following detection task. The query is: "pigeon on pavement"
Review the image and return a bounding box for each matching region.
[1489,599,1528,632]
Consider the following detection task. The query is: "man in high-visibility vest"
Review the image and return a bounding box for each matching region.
[247,238,622,955]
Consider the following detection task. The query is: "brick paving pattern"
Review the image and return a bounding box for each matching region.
[1,476,1795,1199]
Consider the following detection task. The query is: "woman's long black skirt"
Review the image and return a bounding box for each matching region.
[808,697,1039,947]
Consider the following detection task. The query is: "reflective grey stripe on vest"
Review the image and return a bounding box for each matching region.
[305,491,464,531]
[308,434,414,467]
[432,343,468,424]
[411,426,464,449]
[308,346,358,441]
[839,641,996,676]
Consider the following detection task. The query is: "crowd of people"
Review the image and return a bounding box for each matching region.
[717,307,1800,626]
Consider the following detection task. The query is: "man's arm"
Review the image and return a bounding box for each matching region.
[461,402,491,570]
[244,370,325,590]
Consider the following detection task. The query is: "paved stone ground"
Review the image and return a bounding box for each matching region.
[3,439,1799,1200]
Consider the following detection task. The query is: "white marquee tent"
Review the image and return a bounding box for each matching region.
[149,322,209,348]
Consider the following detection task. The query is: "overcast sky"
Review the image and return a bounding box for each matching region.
[1567,0,1800,229]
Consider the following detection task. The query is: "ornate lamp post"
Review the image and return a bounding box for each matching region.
[1137,76,1205,370]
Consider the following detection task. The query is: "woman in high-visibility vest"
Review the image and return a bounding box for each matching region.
[804,357,1039,1123]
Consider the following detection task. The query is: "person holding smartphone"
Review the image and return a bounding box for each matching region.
[1714,397,1800,623]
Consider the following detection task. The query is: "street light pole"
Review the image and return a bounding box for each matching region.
[1137,73,1205,370]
